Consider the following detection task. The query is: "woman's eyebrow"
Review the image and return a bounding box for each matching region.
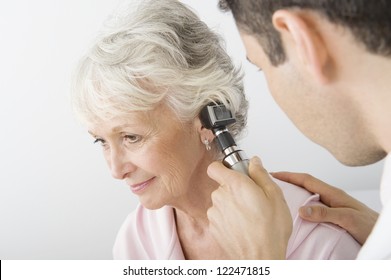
[88,123,139,136]
[111,123,140,133]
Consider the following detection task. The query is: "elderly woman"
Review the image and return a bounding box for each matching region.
[72,0,360,259]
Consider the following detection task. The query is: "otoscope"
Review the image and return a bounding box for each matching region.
[200,103,249,175]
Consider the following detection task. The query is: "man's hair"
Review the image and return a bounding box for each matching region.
[219,0,391,66]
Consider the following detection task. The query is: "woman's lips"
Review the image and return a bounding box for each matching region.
[129,177,155,193]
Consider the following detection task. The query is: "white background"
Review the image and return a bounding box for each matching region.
[0,0,383,259]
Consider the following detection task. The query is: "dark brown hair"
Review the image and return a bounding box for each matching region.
[219,0,391,66]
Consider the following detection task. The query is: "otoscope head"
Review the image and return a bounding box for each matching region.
[200,103,237,151]
[199,103,236,131]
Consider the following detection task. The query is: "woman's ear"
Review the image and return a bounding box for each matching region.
[272,10,333,84]
[194,117,215,144]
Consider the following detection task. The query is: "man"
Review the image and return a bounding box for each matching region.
[207,0,390,259]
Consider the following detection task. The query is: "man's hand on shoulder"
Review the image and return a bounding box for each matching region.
[271,171,379,245]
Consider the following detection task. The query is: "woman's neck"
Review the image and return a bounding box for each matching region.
[172,172,218,225]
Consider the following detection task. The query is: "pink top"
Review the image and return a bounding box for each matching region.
[113,178,361,259]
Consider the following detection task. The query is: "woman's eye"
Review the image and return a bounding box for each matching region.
[124,134,141,144]
[93,138,107,147]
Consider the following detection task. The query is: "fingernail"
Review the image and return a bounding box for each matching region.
[251,156,262,166]
[304,207,312,217]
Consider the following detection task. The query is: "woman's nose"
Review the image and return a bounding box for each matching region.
[108,147,136,180]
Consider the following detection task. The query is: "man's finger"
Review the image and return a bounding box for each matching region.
[299,205,347,227]
[249,157,282,196]
[207,161,248,186]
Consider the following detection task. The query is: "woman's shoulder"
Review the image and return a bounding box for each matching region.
[273,178,361,259]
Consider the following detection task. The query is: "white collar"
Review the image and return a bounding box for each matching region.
[380,153,391,206]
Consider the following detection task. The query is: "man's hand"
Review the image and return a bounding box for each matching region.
[271,172,379,245]
[207,157,292,259]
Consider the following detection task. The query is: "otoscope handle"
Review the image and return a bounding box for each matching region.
[222,147,249,176]
[229,159,249,175]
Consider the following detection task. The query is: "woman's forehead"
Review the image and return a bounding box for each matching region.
[87,105,181,134]
[87,111,149,133]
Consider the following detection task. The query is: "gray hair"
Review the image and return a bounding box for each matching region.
[72,0,248,138]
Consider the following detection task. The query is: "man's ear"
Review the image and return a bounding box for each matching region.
[272,10,333,84]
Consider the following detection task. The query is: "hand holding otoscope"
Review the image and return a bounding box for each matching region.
[200,103,249,175]
[203,102,293,259]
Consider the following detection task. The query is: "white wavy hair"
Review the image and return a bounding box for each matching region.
[72,0,248,138]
